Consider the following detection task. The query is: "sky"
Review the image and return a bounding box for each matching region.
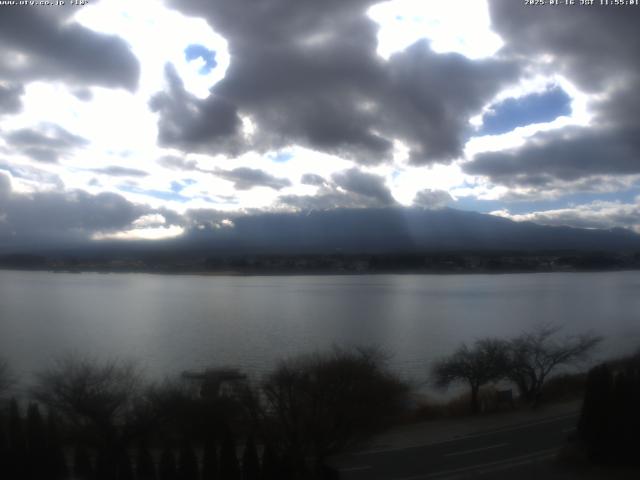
[0,0,639,246]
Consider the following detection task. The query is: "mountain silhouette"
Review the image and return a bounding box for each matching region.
[2,208,639,260]
[174,207,640,255]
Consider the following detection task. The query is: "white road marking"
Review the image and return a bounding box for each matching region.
[444,442,508,457]
[354,412,578,456]
[393,447,558,480]
[339,465,372,472]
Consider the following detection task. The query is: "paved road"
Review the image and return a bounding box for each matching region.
[331,413,579,480]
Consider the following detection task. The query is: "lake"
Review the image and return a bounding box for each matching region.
[1,269,639,389]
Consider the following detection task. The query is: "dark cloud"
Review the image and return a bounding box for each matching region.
[489,1,640,93]
[278,191,380,211]
[468,2,640,190]
[157,155,292,192]
[0,170,10,201]
[157,155,199,171]
[18,148,59,164]
[215,167,291,190]
[465,125,640,184]
[413,189,453,209]
[300,173,328,186]
[91,166,149,177]
[465,95,640,187]
[0,172,149,246]
[0,162,64,190]
[332,168,395,206]
[279,168,395,210]
[3,124,89,163]
[157,0,519,164]
[0,83,24,115]
[0,8,139,91]
[6,125,88,150]
[71,88,93,102]
[149,64,241,153]
[182,208,232,228]
[491,175,638,203]
[497,201,640,232]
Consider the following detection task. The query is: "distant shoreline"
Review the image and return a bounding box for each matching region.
[2,266,640,277]
[2,250,640,277]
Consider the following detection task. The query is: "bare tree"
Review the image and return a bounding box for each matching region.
[431,338,510,414]
[31,355,144,449]
[0,357,13,396]
[142,375,246,443]
[507,324,602,406]
[261,347,409,471]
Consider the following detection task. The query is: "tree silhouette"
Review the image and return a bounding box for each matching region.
[26,403,47,479]
[277,451,295,480]
[45,411,68,480]
[262,347,408,468]
[0,412,8,477]
[241,435,260,480]
[507,325,601,406]
[0,358,13,397]
[95,448,117,480]
[117,449,134,480]
[136,443,157,480]
[33,355,143,451]
[7,399,26,478]
[74,445,95,480]
[219,429,240,480]
[578,354,640,466]
[201,440,219,480]
[178,441,198,480]
[610,369,637,463]
[578,363,613,461]
[159,447,178,480]
[31,352,165,479]
[432,339,510,414]
[260,444,279,480]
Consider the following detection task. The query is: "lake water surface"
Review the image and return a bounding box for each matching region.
[1,270,639,387]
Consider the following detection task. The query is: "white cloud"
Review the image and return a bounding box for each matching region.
[0,0,530,216]
[132,213,167,228]
[93,224,184,241]
[465,74,594,159]
[492,199,640,232]
[74,0,229,99]
[390,162,468,206]
[0,0,633,238]
[92,211,185,241]
[368,0,503,60]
